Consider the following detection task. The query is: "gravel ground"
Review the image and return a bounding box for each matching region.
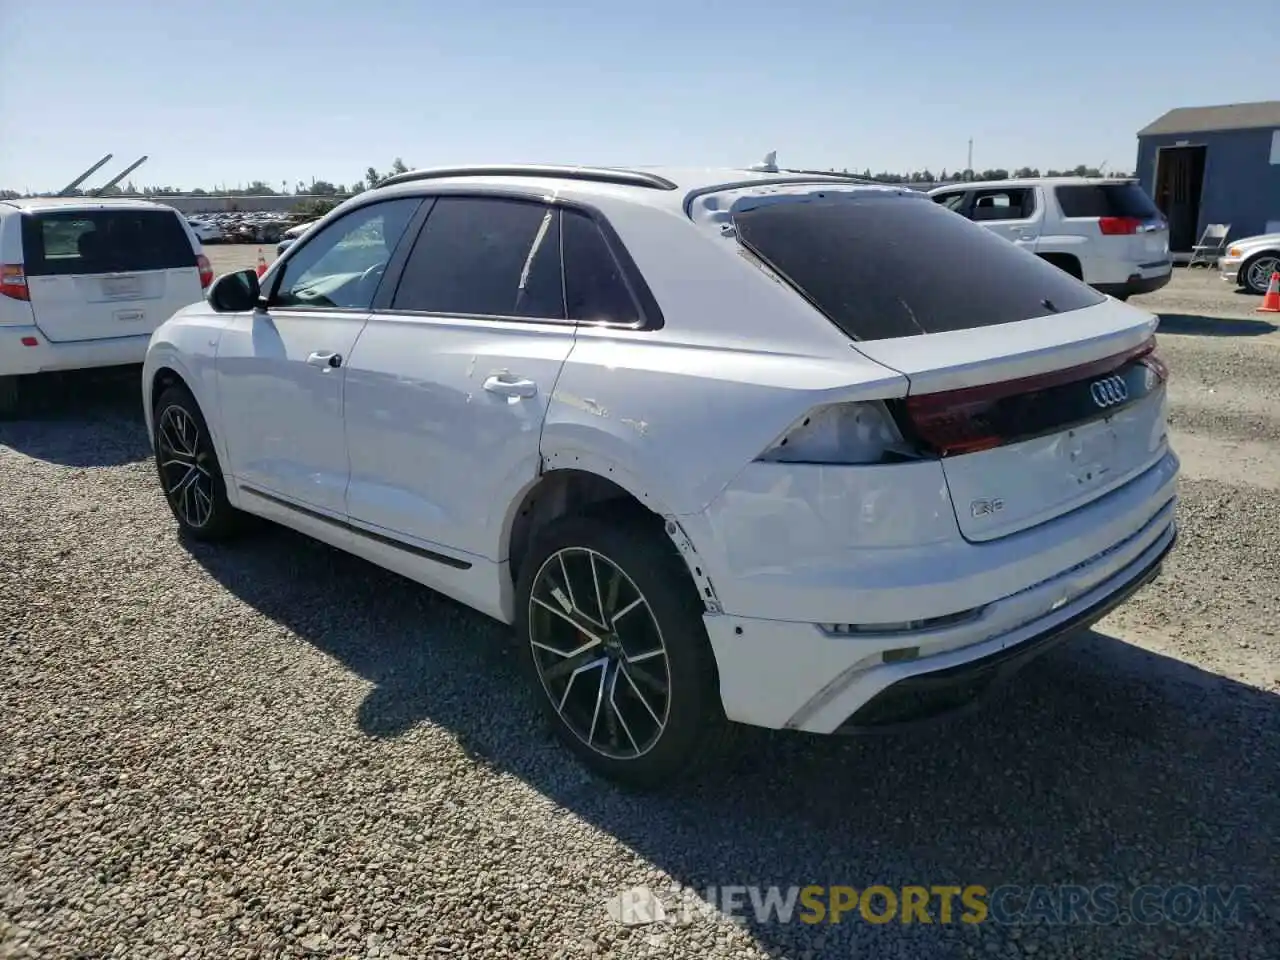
[2,265,1277,959]
[206,245,282,276]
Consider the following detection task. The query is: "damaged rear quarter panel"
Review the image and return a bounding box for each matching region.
[540,332,907,519]
[537,193,908,518]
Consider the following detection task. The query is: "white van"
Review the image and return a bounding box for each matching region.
[0,198,212,414]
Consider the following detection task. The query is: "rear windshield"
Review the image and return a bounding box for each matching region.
[731,192,1104,342]
[1055,182,1161,219]
[20,209,196,276]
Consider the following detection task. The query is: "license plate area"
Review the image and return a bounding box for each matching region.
[101,275,142,299]
[1058,418,1119,488]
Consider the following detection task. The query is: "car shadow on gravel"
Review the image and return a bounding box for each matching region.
[0,368,150,467]
[1157,313,1277,337]
[187,527,1280,958]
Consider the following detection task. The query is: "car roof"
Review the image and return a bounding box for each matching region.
[0,196,180,215]
[362,164,908,213]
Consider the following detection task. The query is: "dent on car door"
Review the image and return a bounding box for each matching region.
[342,195,578,562]
[214,197,421,515]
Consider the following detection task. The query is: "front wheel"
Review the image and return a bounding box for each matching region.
[153,384,246,541]
[514,511,731,789]
[1242,254,1280,295]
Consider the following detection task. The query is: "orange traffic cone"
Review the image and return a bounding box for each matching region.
[1258,272,1280,314]
[256,248,267,279]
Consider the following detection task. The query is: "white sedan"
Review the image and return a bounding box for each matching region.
[1217,232,1280,294]
[142,164,1179,787]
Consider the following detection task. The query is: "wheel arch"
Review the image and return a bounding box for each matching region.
[150,365,188,408]
[143,356,198,445]
[1036,250,1084,280]
[143,352,229,475]
[502,458,721,614]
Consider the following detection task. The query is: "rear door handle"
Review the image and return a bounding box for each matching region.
[483,374,538,399]
[307,351,342,369]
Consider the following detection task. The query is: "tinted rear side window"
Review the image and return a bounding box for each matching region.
[21,209,196,276]
[391,197,565,320]
[732,193,1104,342]
[1055,183,1161,219]
[562,209,640,325]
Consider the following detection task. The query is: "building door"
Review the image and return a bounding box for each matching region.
[1153,145,1206,252]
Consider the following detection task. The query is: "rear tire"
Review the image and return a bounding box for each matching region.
[153,384,246,541]
[514,510,732,789]
[0,376,19,419]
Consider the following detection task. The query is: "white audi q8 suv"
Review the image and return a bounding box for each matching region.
[142,164,1179,787]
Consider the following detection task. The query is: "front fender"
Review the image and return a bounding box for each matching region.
[142,311,228,461]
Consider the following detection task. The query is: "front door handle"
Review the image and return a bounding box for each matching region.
[483,374,537,399]
[307,351,342,369]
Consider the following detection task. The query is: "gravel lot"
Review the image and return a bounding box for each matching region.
[206,245,283,275]
[2,260,1277,959]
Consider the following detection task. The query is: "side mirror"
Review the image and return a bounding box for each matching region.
[207,268,262,312]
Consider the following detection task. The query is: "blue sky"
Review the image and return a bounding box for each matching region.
[2,0,1277,192]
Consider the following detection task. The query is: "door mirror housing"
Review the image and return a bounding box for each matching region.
[207,268,262,312]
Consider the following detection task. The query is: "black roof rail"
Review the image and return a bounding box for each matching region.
[376,165,679,191]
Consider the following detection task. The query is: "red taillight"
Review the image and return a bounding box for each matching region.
[904,335,1164,456]
[197,254,213,289]
[1,264,29,301]
[1098,216,1141,235]
[1138,338,1169,383]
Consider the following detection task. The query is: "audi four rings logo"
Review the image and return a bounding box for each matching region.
[1090,375,1129,408]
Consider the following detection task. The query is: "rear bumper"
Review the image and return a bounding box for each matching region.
[693,449,1180,733]
[835,524,1174,732]
[704,508,1176,733]
[0,326,151,376]
[1094,267,1171,299]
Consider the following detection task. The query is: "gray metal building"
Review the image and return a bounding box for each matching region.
[1135,100,1280,253]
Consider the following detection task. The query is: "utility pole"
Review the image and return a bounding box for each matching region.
[967,138,973,180]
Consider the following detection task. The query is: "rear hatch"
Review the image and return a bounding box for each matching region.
[729,188,1170,543]
[1054,181,1169,269]
[21,208,203,342]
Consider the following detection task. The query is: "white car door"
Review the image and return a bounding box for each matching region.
[214,197,422,517]
[967,187,1042,254]
[342,195,582,562]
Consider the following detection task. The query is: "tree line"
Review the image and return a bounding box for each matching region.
[811,165,1129,183]
[0,160,1132,201]
[0,159,414,201]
